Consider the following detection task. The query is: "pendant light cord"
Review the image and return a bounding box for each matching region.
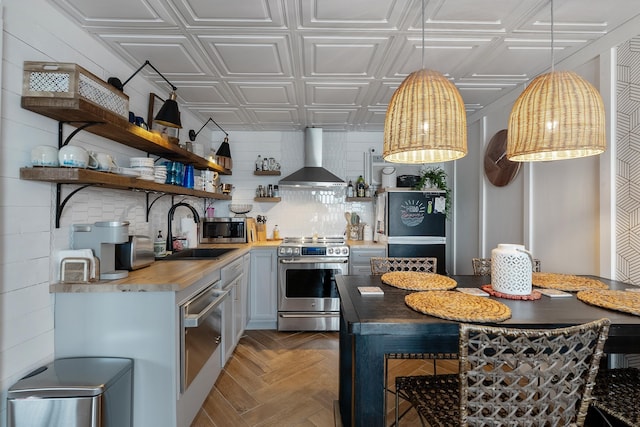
[421,0,426,69]
[550,0,555,72]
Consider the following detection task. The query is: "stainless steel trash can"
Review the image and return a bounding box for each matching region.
[7,357,132,427]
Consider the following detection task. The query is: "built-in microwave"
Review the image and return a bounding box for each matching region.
[200,217,246,243]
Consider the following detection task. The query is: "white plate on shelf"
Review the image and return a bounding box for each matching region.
[114,167,140,177]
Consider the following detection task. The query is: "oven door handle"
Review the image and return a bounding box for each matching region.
[279,312,340,318]
[184,289,229,328]
[279,258,348,264]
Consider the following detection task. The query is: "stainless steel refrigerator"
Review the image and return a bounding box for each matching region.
[380,189,447,274]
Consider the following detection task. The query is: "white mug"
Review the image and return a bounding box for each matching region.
[58,145,98,169]
[93,152,116,172]
[31,145,59,167]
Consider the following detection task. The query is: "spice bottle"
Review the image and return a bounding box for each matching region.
[356,175,365,197]
[255,155,262,171]
[347,180,354,198]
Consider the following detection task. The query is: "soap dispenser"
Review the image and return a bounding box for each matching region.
[154,230,166,257]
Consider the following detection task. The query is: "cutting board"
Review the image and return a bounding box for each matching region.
[246,218,257,243]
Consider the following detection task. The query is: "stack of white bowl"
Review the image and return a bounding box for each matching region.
[154,164,167,184]
[130,157,155,181]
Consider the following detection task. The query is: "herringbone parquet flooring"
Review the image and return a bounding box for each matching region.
[190,329,458,427]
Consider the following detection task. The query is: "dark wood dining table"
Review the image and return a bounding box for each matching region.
[336,274,640,427]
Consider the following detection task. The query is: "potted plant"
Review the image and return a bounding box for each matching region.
[414,166,451,218]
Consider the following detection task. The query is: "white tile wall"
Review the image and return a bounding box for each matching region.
[0,3,382,421]
[0,0,209,421]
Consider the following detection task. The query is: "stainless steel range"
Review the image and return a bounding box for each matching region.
[277,236,349,331]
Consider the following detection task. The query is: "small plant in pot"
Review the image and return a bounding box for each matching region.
[414,166,451,218]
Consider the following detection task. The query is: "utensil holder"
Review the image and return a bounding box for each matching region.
[256,224,267,241]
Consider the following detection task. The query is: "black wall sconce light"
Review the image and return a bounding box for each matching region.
[108,60,182,129]
[188,117,228,141]
[189,116,232,169]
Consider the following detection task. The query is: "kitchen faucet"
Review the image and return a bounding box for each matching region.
[166,202,200,251]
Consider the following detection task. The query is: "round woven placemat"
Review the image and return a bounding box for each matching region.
[381,271,457,291]
[481,284,542,300]
[577,290,640,316]
[532,272,609,292]
[405,291,512,322]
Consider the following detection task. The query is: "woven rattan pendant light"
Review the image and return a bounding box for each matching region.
[507,0,605,162]
[383,0,467,164]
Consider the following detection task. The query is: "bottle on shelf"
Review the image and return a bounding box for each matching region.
[356,175,365,197]
[255,155,262,171]
[347,180,354,198]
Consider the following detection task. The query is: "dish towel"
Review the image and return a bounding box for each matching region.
[375,193,386,235]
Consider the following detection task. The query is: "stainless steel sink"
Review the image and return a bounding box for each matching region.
[157,247,237,260]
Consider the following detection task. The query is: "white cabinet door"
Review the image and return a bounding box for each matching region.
[248,248,277,329]
[235,253,250,342]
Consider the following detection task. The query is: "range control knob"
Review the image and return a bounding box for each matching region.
[328,248,334,255]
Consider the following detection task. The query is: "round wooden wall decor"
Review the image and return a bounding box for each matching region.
[484,129,521,187]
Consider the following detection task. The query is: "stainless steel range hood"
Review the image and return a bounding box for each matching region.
[279,127,346,187]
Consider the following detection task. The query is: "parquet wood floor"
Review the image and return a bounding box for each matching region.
[191,329,458,427]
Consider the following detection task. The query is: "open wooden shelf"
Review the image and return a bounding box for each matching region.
[21,96,231,175]
[346,197,374,202]
[254,170,281,176]
[254,197,281,202]
[20,167,232,200]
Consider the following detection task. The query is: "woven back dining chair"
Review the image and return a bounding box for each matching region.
[370,257,437,275]
[472,257,542,275]
[395,318,611,427]
[369,256,451,423]
[590,367,640,426]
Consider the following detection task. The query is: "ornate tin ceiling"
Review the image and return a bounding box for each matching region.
[48,0,640,130]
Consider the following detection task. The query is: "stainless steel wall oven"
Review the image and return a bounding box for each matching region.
[277,237,349,331]
[179,281,228,393]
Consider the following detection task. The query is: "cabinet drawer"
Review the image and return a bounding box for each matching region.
[349,247,386,264]
[221,257,244,285]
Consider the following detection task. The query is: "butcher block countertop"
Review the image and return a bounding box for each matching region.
[50,240,281,294]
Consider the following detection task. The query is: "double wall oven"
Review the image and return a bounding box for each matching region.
[277,237,349,331]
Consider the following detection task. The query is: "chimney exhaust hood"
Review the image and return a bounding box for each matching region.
[279,127,346,188]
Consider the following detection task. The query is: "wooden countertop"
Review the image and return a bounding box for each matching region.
[50,240,282,294]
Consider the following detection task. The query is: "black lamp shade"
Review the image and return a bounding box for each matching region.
[216,137,232,158]
[154,92,182,128]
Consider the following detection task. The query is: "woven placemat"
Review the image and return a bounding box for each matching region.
[381,271,457,291]
[481,284,542,300]
[577,290,640,316]
[532,272,609,292]
[405,291,512,322]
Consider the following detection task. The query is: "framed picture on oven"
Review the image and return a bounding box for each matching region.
[148,92,180,145]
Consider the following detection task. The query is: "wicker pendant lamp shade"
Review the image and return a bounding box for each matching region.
[383,68,467,163]
[507,70,606,161]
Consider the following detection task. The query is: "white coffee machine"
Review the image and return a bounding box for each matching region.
[72,221,130,280]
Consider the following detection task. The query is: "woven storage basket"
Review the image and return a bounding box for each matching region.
[23,62,129,118]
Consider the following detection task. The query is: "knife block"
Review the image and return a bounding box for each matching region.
[256,223,267,241]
